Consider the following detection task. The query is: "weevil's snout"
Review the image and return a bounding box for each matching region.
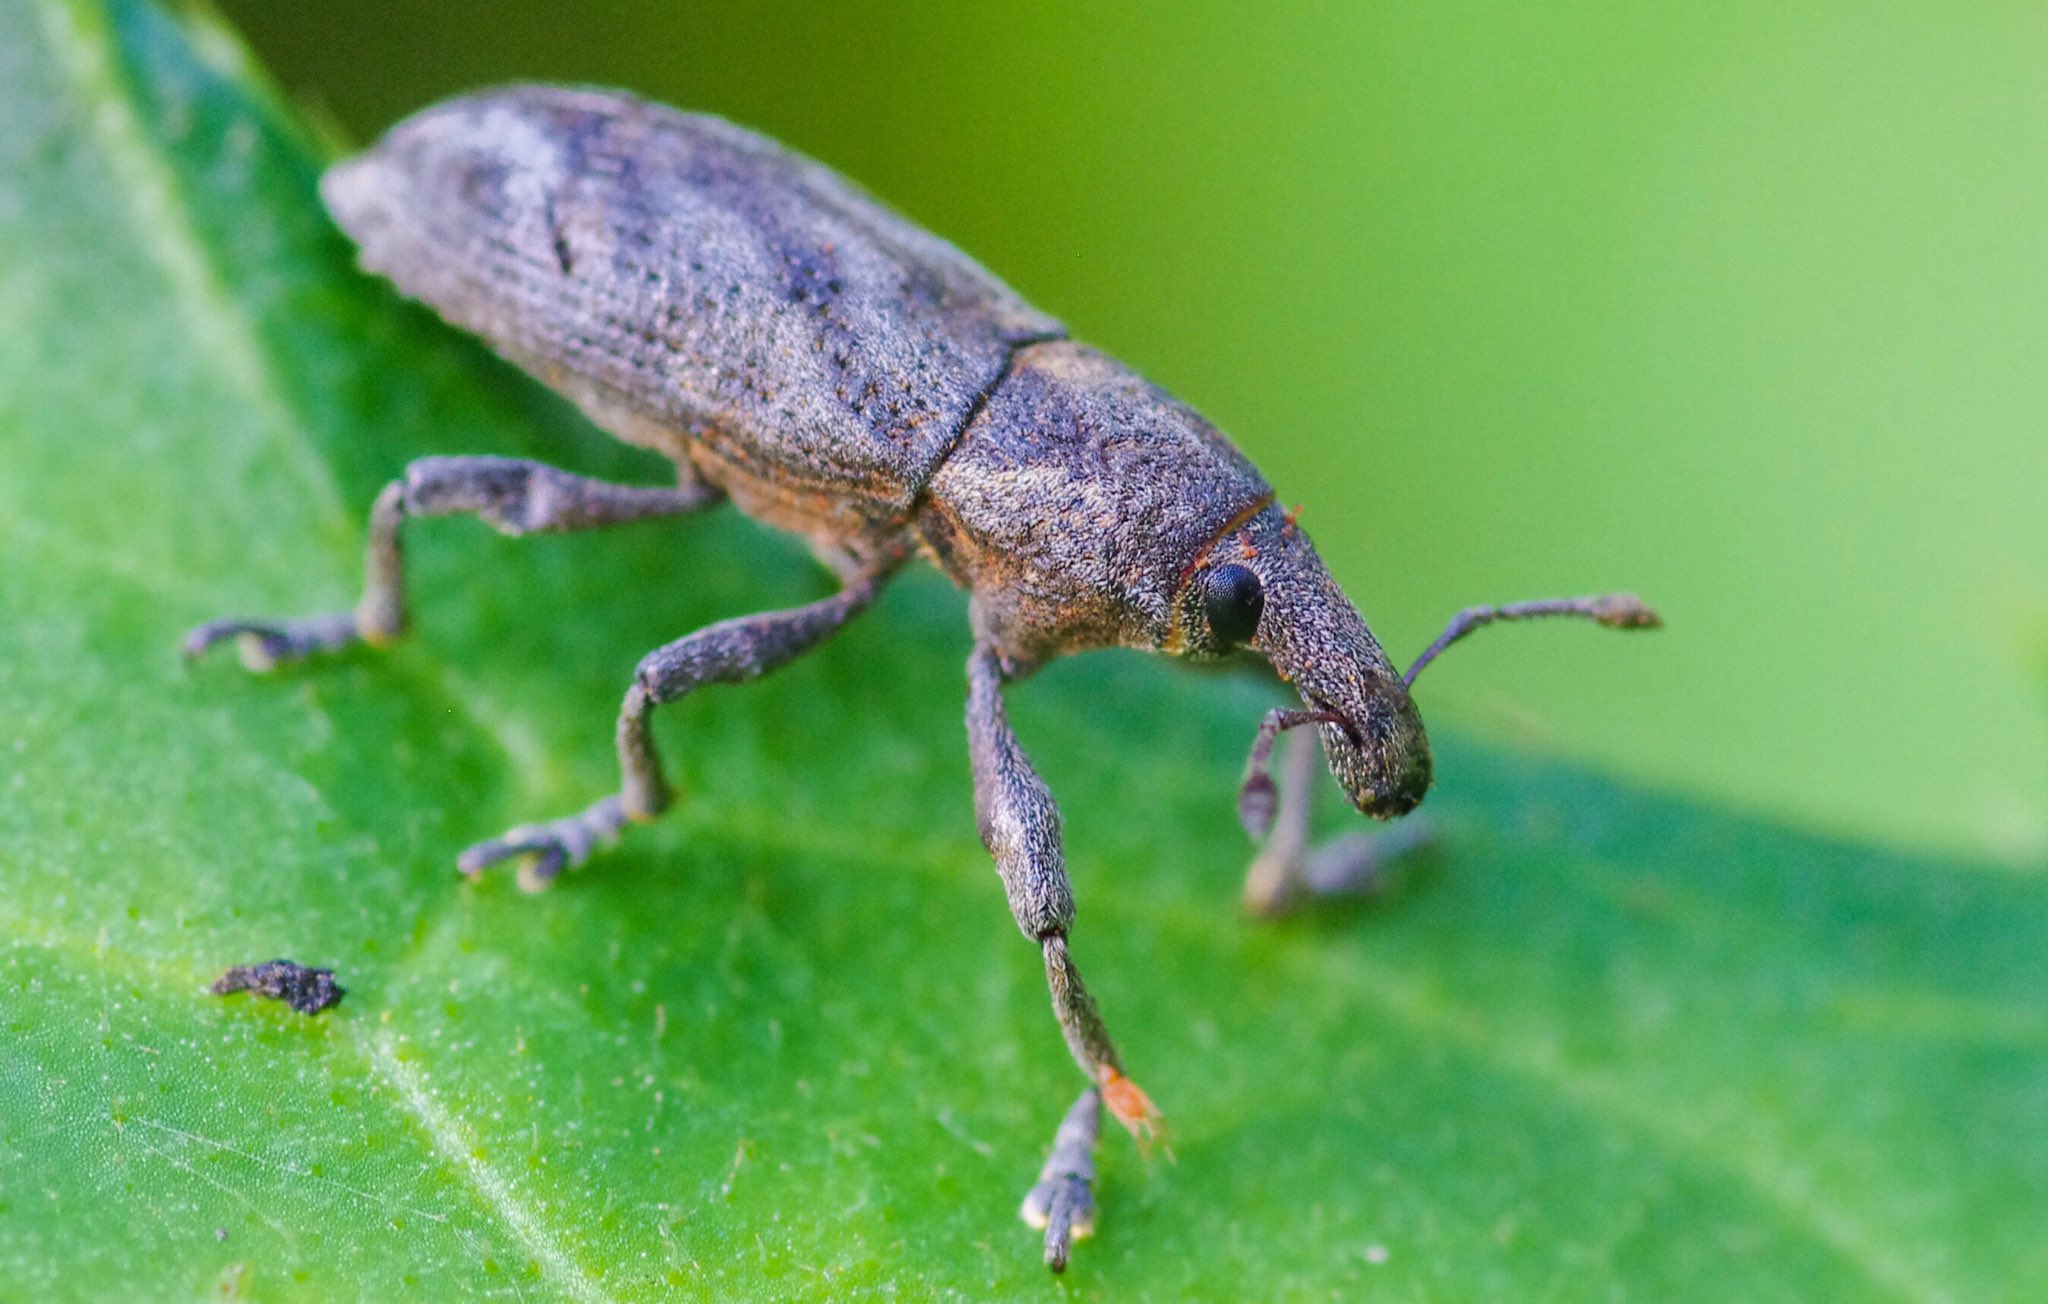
[1309,662,1431,821]
[1226,517,1432,821]
[1355,712,1432,817]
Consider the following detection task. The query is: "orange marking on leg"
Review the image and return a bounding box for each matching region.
[1098,1068,1162,1143]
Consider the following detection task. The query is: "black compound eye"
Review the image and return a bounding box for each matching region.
[1202,564,1265,649]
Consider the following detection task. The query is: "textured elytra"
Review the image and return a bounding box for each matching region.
[323,84,1065,554]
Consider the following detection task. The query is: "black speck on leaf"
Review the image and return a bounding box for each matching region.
[210,960,346,1016]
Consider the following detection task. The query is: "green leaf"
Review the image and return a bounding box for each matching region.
[2,1,2042,1297]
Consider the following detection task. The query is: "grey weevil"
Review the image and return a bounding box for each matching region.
[185,85,1659,1271]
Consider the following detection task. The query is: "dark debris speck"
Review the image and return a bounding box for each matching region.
[209,960,345,1015]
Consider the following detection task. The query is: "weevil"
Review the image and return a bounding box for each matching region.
[185,85,1659,1271]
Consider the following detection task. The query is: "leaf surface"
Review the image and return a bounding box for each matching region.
[1,2,2042,1298]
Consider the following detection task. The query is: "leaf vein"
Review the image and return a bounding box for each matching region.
[360,1028,620,1304]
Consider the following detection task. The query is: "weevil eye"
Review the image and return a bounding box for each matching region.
[1202,564,1265,649]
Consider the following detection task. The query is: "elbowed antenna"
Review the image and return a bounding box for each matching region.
[1238,592,1661,836]
[1403,593,1661,686]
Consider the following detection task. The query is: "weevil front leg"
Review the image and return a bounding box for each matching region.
[967,643,1159,1271]
[184,456,722,670]
[459,553,903,890]
[1237,592,1658,915]
[1240,727,1432,918]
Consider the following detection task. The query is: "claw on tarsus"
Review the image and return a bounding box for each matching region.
[456,794,629,891]
[1021,1088,1101,1273]
[182,612,361,672]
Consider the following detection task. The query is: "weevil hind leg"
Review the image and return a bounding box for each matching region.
[184,456,722,670]
[1241,727,1433,917]
[459,552,905,888]
[1020,1087,1102,1273]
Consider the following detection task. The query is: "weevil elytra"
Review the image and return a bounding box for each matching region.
[185,85,1658,1271]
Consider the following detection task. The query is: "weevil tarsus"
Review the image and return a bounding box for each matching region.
[1020,1087,1103,1273]
[184,455,721,670]
[454,794,633,893]
[1241,728,1435,917]
[1237,705,1346,840]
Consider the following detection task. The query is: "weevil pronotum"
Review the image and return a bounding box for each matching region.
[185,86,1659,1271]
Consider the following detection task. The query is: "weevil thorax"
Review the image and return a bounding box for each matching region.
[922,342,1274,663]
[921,341,1431,818]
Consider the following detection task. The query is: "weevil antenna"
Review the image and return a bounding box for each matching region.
[1238,708,1345,840]
[1403,593,1661,687]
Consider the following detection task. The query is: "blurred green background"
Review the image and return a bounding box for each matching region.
[214,0,2048,863]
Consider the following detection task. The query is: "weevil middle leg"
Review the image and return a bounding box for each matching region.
[184,455,723,670]
[459,552,905,889]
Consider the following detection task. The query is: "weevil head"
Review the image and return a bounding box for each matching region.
[1176,507,1432,820]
